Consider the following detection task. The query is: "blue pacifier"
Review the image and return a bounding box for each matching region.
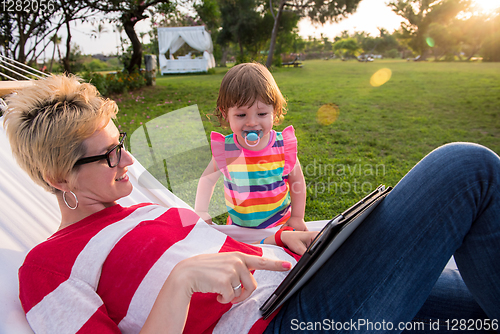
[242,130,263,147]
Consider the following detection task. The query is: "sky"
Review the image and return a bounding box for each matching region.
[64,0,402,56]
[297,0,404,40]
[299,0,500,39]
[56,0,499,57]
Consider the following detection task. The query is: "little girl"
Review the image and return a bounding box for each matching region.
[195,63,308,231]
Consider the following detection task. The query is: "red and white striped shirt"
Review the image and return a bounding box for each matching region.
[19,203,298,333]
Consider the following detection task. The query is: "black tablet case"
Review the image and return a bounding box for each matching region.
[260,185,393,319]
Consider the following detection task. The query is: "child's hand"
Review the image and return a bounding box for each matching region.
[197,211,213,225]
[280,231,318,255]
[284,217,308,231]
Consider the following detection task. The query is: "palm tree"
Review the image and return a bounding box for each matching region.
[49,34,61,73]
[91,23,109,39]
[113,24,124,56]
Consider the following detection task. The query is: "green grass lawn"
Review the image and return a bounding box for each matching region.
[113,59,500,223]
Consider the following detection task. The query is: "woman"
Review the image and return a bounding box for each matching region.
[4,74,499,333]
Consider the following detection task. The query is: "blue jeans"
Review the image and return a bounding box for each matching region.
[264,143,500,333]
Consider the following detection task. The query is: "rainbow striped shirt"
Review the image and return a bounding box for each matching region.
[211,126,297,228]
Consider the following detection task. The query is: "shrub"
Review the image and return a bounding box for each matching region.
[385,49,399,59]
[85,59,109,72]
[105,72,127,94]
[81,71,108,96]
[235,54,252,64]
[123,71,146,91]
[81,70,147,96]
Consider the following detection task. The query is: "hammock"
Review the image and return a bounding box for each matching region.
[0,78,456,332]
[0,117,330,333]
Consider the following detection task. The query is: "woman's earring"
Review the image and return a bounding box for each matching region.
[63,191,78,210]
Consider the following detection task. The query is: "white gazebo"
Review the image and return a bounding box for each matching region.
[158,26,216,74]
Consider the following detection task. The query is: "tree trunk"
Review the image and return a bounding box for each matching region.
[16,15,27,63]
[17,39,26,64]
[265,0,285,69]
[63,18,72,73]
[57,45,63,69]
[418,49,429,61]
[49,45,56,73]
[466,46,480,61]
[123,19,142,73]
[220,46,228,67]
[237,35,244,59]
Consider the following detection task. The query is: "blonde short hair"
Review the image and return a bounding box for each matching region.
[3,75,118,193]
[215,63,287,127]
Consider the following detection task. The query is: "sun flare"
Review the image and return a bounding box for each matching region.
[473,0,500,12]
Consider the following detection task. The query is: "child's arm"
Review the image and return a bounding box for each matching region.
[195,157,221,224]
[285,157,308,231]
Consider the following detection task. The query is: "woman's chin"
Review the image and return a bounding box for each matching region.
[122,181,134,197]
[115,180,134,201]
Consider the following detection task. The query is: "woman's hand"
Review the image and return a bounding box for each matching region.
[280,230,319,255]
[173,252,292,304]
[141,252,292,333]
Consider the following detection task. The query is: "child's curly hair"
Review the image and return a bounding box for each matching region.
[214,62,287,127]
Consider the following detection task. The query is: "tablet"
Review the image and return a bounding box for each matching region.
[260,184,393,319]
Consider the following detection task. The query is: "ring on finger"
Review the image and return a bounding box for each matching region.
[233,283,242,291]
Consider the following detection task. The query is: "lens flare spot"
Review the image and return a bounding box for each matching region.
[426,37,435,47]
[370,68,392,87]
[317,103,340,125]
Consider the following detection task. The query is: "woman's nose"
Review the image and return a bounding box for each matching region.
[119,149,135,167]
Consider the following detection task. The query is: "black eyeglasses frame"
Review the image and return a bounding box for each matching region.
[74,132,127,168]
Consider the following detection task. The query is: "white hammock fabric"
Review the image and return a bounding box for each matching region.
[0,116,457,333]
[0,117,328,333]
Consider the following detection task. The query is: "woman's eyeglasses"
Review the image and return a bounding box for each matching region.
[74,133,127,168]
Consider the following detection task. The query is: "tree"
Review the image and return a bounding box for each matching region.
[49,34,62,72]
[0,0,95,72]
[333,38,361,59]
[265,10,302,66]
[374,28,399,55]
[91,22,109,39]
[60,0,96,73]
[0,3,58,63]
[480,11,500,62]
[457,13,493,60]
[0,11,15,59]
[266,0,363,68]
[194,0,222,63]
[218,0,270,63]
[194,0,221,33]
[388,0,472,59]
[427,21,461,60]
[360,35,377,54]
[481,32,500,62]
[87,0,173,73]
[113,24,126,56]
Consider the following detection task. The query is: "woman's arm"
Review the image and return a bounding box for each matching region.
[140,253,292,333]
[195,157,222,224]
[140,268,191,334]
[285,158,308,231]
